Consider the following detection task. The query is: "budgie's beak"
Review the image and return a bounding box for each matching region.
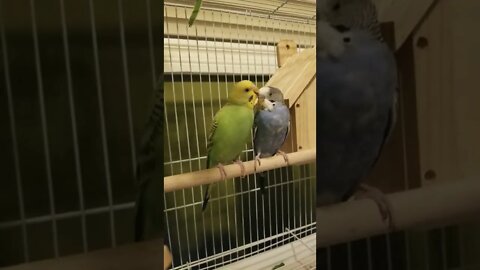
[253,86,259,96]
[257,86,274,111]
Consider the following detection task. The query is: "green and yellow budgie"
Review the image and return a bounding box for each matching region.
[201,80,259,211]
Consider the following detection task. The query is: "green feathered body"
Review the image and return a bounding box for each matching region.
[207,103,254,168]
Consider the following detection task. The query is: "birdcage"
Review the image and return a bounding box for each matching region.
[162,0,316,269]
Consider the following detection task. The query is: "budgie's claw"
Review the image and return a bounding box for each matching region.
[234,159,246,178]
[217,164,227,180]
[254,153,262,172]
[355,184,396,231]
[276,150,289,165]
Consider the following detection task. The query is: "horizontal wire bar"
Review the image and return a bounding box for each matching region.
[205,232,315,270]
[212,231,316,270]
[164,149,253,166]
[172,223,316,269]
[164,2,315,23]
[0,202,135,229]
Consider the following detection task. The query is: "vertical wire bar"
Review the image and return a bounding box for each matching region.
[162,8,176,269]
[173,7,193,263]
[249,12,260,248]
[163,85,175,267]
[441,228,448,270]
[117,0,137,180]
[425,230,431,270]
[29,0,59,257]
[227,11,240,258]
[367,238,373,270]
[0,0,30,261]
[183,7,201,262]
[273,18,285,248]
[303,165,308,233]
[145,0,157,88]
[164,6,185,265]
[298,22,305,232]
[387,233,393,270]
[288,21,297,234]
[398,65,412,270]
[88,0,116,247]
[266,17,277,249]
[258,15,267,251]
[193,14,210,264]
[458,226,465,268]
[201,11,217,266]
[210,10,225,259]
[243,11,253,250]
[282,19,292,242]
[203,11,215,120]
[327,247,332,270]
[59,0,87,253]
[234,12,247,256]
[347,242,353,270]
[262,15,272,249]
[218,12,234,264]
[301,22,311,229]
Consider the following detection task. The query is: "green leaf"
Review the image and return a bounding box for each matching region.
[188,0,203,27]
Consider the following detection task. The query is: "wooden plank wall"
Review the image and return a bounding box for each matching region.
[413,0,480,267]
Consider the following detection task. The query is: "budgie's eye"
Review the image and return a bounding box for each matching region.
[332,2,340,11]
[244,88,249,92]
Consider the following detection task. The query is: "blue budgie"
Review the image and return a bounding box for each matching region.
[316,0,398,229]
[253,86,290,194]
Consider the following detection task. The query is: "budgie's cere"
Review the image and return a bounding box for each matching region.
[202,80,259,210]
[253,86,290,194]
[316,0,398,228]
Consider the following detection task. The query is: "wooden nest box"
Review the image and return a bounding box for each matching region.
[266,40,316,153]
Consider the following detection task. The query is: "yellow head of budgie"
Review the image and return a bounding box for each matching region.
[227,80,259,109]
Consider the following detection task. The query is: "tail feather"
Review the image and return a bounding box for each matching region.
[201,184,210,211]
[258,172,267,195]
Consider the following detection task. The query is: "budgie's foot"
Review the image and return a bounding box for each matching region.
[276,150,289,165]
[254,153,262,172]
[216,163,227,180]
[355,184,395,231]
[234,159,246,178]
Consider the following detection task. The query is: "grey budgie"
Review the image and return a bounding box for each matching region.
[316,0,398,228]
[253,86,290,194]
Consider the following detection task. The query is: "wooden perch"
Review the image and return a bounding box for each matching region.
[164,149,316,193]
[164,245,172,270]
[317,177,480,247]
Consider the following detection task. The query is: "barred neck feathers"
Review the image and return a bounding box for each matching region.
[356,2,384,42]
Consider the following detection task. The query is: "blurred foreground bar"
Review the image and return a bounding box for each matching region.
[3,239,163,270]
[317,177,480,247]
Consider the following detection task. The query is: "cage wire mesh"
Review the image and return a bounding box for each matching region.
[163,1,316,269]
[0,0,162,267]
